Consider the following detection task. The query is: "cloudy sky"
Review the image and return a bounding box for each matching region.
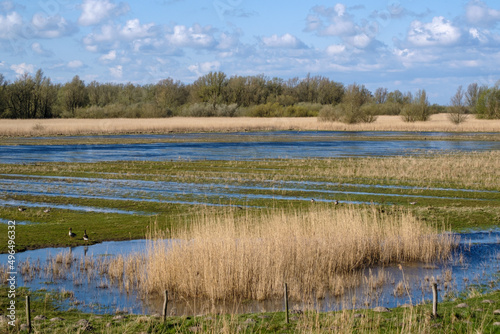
[1,0,499,104]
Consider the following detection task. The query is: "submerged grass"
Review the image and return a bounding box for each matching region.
[2,272,500,333]
[142,206,457,302]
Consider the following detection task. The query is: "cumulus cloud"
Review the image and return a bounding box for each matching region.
[31,13,77,38]
[407,16,461,47]
[0,11,22,39]
[326,44,346,55]
[188,61,221,75]
[31,42,52,56]
[109,64,123,78]
[100,49,117,61]
[10,63,34,76]
[465,0,500,27]
[78,0,129,26]
[68,60,84,68]
[167,24,216,48]
[83,19,156,51]
[261,33,306,49]
[304,4,379,50]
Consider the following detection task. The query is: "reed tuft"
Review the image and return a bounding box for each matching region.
[142,205,457,302]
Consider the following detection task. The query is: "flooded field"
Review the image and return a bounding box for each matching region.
[1,131,500,163]
[0,130,499,320]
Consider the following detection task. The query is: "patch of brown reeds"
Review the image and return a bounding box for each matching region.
[141,206,457,303]
[1,114,499,137]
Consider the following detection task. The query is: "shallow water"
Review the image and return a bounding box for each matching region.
[1,230,498,316]
[0,173,493,211]
[1,131,500,163]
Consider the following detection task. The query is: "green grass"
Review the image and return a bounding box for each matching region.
[2,286,500,333]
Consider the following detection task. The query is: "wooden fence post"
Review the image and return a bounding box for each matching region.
[26,295,31,332]
[284,283,289,324]
[432,283,438,317]
[163,290,168,322]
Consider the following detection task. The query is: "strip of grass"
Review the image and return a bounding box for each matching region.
[1,286,500,333]
[2,132,500,146]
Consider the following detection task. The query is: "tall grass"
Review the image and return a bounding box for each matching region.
[1,114,499,136]
[142,206,457,302]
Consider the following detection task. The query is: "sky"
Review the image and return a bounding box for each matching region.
[0,0,500,105]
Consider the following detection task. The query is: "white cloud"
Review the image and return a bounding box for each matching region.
[469,27,489,43]
[326,44,346,55]
[167,24,216,48]
[0,11,22,39]
[304,4,379,50]
[100,49,117,61]
[109,64,123,78]
[407,16,461,47]
[68,60,84,68]
[83,19,156,52]
[10,63,34,76]
[466,0,500,27]
[261,33,306,49]
[120,19,155,40]
[347,33,371,49]
[31,42,52,56]
[188,61,221,75]
[217,32,240,50]
[78,0,129,26]
[31,13,76,38]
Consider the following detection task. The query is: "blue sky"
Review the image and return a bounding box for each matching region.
[1,0,500,104]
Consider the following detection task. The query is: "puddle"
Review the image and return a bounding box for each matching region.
[0,217,36,225]
[1,133,499,163]
[1,230,498,316]
[0,199,150,215]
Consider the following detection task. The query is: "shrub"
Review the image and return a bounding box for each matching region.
[245,102,284,117]
[180,103,216,117]
[400,90,431,122]
[476,86,500,119]
[318,105,338,122]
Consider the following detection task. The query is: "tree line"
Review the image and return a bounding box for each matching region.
[0,69,498,122]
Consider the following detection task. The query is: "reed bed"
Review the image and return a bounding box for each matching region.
[306,151,500,190]
[142,206,457,302]
[1,114,499,137]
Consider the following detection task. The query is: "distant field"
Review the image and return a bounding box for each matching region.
[1,114,500,137]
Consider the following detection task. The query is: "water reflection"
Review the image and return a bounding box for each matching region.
[1,132,499,164]
[1,230,498,316]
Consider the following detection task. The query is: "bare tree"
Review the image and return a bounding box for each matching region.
[448,85,468,125]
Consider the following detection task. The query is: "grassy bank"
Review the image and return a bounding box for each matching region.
[1,114,500,137]
[1,286,500,333]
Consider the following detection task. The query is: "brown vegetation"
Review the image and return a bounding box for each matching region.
[1,113,499,137]
[142,206,457,302]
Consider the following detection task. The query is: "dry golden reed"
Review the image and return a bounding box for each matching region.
[1,114,499,136]
[142,206,457,302]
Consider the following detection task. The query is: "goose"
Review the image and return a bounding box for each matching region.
[43,208,51,213]
[68,228,76,238]
[410,201,417,205]
[334,200,339,205]
[18,206,26,212]
[83,230,89,241]
[310,198,316,203]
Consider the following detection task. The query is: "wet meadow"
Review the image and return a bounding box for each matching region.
[0,124,499,333]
